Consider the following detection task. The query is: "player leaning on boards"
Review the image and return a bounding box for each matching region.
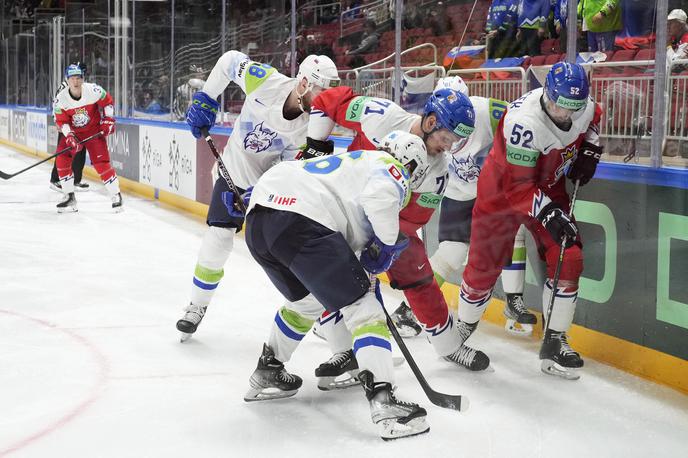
[177,51,339,341]
[243,131,430,441]
[304,85,491,376]
[54,64,122,213]
[456,62,603,380]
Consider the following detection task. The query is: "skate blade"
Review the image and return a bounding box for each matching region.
[112,206,124,213]
[379,417,430,441]
[57,207,78,214]
[244,387,298,402]
[317,372,360,391]
[505,319,533,337]
[179,332,193,343]
[540,359,581,380]
[74,187,90,192]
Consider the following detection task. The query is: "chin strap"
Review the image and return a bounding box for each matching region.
[296,83,312,113]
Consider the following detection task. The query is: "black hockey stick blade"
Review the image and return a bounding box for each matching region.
[382,309,468,412]
[200,127,247,214]
[0,131,102,180]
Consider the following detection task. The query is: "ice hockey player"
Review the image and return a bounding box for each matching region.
[456,62,602,380]
[306,86,491,376]
[54,64,122,213]
[177,51,339,341]
[398,76,537,337]
[243,131,430,441]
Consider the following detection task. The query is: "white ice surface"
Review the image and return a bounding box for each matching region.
[1,145,688,458]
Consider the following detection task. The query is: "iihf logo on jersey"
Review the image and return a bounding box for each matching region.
[72,108,90,128]
[451,155,481,183]
[267,194,297,206]
[244,122,277,153]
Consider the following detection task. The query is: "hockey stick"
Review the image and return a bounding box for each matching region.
[372,276,468,412]
[542,179,581,335]
[200,127,247,214]
[0,131,102,180]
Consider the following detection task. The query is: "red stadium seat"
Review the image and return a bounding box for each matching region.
[611,49,637,62]
[544,54,563,65]
[529,55,547,67]
[540,39,557,55]
[636,48,656,62]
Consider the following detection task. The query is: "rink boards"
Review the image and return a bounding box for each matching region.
[1,105,686,395]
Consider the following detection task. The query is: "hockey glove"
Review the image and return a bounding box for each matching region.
[567,141,602,186]
[360,233,409,274]
[536,202,578,248]
[221,187,252,218]
[65,133,83,153]
[297,137,335,160]
[100,117,115,137]
[186,92,219,139]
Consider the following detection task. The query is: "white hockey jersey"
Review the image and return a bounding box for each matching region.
[202,50,306,189]
[247,150,410,252]
[445,96,508,201]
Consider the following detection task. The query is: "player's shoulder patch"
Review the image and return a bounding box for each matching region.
[243,61,276,95]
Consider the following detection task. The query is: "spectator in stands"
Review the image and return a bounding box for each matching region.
[342,0,362,22]
[403,2,425,30]
[426,1,452,37]
[553,0,569,53]
[140,90,164,114]
[486,0,519,58]
[515,0,551,57]
[578,0,622,52]
[667,9,688,62]
[345,19,380,66]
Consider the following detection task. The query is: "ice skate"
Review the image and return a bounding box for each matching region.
[503,293,537,336]
[74,182,90,192]
[111,192,124,212]
[56,192,77,213]
[176,303,207,342]
[244,343,302,402]
[390,301,422,338]
[359,370,429,441]
[49,182,62,192]
[315,349,360,391]
[539,330,584,380]
[443,344,491,371]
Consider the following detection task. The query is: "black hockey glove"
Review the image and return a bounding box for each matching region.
[297,137,334,160]
[567,141,602,186]
[536,202,578,248]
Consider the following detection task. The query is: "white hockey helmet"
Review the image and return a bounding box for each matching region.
[380,131,429,190]
[297,55,341,90]
[434,76,469,97]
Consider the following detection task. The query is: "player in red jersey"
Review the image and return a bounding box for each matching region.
[456,62,603,380]
[306,86,493,388]
[54,64,122,213]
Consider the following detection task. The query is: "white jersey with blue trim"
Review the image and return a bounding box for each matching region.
[202,50,307,190]
[248,150,410,252]
[445,96,508,201]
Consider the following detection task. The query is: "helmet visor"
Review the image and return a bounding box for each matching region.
[433,124,473,154]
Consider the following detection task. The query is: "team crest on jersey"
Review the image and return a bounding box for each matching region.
[451,156,481,183]
[553,144,577,183]
[244,122,277,153]
[72,108,90,128]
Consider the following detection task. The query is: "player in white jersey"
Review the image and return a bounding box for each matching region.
[177,51,339,341]
[243,131,430,440]
[428,76,537,336]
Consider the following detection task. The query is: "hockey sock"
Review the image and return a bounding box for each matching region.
[426,312,460,356]
[543,280,578,332]
[341,292,394,383]
[59,173,75,194]
[404,280,458,355]
[268,306,315,363]
[189,226,234,307]
[429,241,469,285]
[458,283,492,324]
[103,175,121,197]
[318,311,353,354]
[501,244,526,295]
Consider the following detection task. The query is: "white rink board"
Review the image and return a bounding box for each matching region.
[138,125,196,200]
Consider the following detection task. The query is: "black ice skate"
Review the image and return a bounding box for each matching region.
[442,320,490,371]
[244,343,302,402]
[111,192,124,212]
[315,349,360,391]
[503,293,537,336]
[539,330,584,380]
[390,301,422,338]
[56,192,77,213]
[74,182,90,192]
[359,370,429,441]
[176,303,208,342]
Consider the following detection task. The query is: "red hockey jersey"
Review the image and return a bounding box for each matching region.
[53,82,114,138]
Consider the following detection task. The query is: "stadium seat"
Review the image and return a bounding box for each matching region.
[611,49,638,62]
[529,55,547,67]
[636,48,656,62]
[544,54,563,65]
[540,39,557,55]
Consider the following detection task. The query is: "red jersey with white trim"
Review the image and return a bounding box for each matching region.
[486,87,602,217]
[53,82,113,137]
[309,86,449,233]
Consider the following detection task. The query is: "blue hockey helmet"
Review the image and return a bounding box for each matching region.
[544,62,589,112]
[64,63,84,79]
[423,88,475,153]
